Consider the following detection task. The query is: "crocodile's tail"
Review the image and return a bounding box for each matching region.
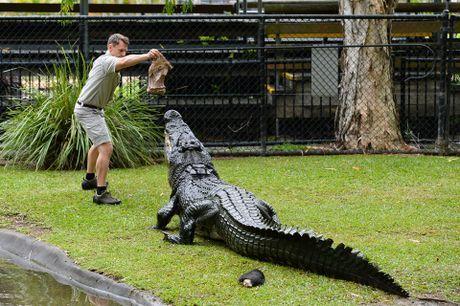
[218,212,409,297]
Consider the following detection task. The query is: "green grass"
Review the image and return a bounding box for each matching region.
[0,155,459,305]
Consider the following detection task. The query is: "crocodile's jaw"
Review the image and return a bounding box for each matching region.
[163,109,213,170]
[164,131,172,163]
[163,110,186,164]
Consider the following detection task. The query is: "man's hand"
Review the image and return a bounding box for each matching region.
[148,49,161,60]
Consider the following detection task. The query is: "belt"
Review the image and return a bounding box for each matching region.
[77,102,102,110]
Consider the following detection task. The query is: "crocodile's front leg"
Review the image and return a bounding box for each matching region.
[153,194,178,230]
[163,199,219,244]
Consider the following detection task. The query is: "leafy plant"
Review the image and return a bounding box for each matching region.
[163,0,176,15]
[60,0,75,15]
[0,52,162,170]
[452,73,460,84]
[105,82,163,168]
[181,0,193,13]
[403,124,421,149]
[211,84,221,94]
[199,36,215,46]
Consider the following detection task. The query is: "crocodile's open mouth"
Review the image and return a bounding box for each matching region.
[163,109,199,162]
[164,131,173,163]
[163,110,181,163]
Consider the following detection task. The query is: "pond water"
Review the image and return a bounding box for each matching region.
[0,259,119,306]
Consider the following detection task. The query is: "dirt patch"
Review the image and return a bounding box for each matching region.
[0,213,51,237]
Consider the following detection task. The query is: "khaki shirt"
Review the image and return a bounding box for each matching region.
[77,52,121,109]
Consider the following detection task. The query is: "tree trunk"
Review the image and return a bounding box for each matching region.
[336,0,407,150]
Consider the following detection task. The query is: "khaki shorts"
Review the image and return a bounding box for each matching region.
[74,105,112,147]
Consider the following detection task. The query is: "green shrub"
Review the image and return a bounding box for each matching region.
[163,0,176,14]
[0,53,162,170]
[105,82,163,169]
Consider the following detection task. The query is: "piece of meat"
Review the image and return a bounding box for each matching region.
[147,53,173,95]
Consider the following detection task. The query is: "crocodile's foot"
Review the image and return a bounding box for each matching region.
[162,231,182,244]
[149,224,165,230]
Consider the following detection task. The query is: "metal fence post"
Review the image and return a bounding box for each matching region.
[447,13,454,150]
[79,0,89,62]
[435,9,451,154]
[258,16,267,154]
[400,56,406,133]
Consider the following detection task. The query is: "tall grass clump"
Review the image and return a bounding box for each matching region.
[0,52,162,170]
[105,82,162,168]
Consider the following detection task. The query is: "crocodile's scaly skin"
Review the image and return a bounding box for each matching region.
[155,110,409,297]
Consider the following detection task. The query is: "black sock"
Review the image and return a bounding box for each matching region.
[96,185,107,195]
[86,173,95,180]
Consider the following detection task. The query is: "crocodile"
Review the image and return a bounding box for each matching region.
[154,109,409,297]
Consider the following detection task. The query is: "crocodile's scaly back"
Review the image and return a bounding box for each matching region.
[157,110,410,298]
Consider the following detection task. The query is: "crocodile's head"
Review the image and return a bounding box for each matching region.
[163,110,213,171]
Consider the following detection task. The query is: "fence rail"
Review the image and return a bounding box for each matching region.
[0,13,459,154]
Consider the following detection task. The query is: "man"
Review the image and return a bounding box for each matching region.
[75,33,161,205]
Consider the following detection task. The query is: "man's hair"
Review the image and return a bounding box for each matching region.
[107,33,129,46]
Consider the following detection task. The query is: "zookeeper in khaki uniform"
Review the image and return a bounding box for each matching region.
[75,33,161,205]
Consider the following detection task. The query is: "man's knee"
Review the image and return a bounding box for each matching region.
[97,142,113,156]
[89,144,98,153]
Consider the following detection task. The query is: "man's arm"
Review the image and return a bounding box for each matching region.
[115,49,160,72]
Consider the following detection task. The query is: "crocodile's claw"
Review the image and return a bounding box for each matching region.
[162,231,182,244]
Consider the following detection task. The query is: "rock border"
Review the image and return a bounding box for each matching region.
[0,229,165,306]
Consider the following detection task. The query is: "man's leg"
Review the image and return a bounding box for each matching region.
[96,142,113,188]
[81,145,99,190]
[93,141,121,205]
[87,144,99,175]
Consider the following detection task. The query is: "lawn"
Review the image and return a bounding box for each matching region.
[0,155,458,305]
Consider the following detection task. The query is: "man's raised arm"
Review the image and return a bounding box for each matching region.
[115,49,160,72]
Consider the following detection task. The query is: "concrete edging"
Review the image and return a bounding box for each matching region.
[0,229,165,306]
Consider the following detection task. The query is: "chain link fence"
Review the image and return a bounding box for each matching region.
[0,14,458,155]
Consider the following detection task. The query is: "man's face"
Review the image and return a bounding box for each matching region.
[108,41,128,57]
